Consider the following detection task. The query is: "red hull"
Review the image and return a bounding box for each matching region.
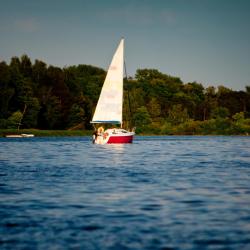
[107,135,133,143]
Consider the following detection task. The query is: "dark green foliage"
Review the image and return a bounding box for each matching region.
[0,55,106,130]
[0,62,14,118]
[168,104,189,125]
[147,97,161,118]
[211,107,230,119]
[133,106,152,130]
[7,111,23,129]
[68,104,85,128]
[23,97,40,128]
[0,55,250,135]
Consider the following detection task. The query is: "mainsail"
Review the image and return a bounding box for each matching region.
[91,39,124,124]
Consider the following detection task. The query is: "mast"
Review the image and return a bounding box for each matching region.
[124,60,133,130]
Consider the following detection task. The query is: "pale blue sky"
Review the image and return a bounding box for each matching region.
[0,0,249,90]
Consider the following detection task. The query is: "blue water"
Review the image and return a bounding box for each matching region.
[0,136,250,250]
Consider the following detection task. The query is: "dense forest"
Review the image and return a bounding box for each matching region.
[0,55,250,135]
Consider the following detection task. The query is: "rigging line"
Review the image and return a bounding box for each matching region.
[124,60,128,80]
[124,61,133,130]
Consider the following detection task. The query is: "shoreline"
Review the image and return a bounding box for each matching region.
[0,129,92,138]
[0,129,249,138]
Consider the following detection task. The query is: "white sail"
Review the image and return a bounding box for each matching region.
[91,39,124,124]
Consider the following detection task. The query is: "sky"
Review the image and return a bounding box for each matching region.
[0,0,249,90]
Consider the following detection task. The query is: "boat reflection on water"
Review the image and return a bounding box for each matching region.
[109,143,125,152]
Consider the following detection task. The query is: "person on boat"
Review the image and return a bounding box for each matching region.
[92,127,105,144]
[97,126,104,135]
[92,130,98,143]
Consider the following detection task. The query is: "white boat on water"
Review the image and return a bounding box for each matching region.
[21,134,34,137]
[90,38,135,144]
[5,134,34,138]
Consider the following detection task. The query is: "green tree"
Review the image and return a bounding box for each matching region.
[168,104,189,125]
[8,57,22,112]
[160,120,173,134]
[7,111,23,129]
[183,82,204,120]
[202,86,217,120]
[46,66,71,128]
[232,111,244,122]
[133,106,151,128]
[211,107,229,119]
[217,85,232,96]
[22,97,41,128]
[147,97,161,119]
[68,104,85,128]
[44,96,62,129]
[231,112,250,134]
[32,59,47,89]
[0,61,14,119]
[20,54,32,77]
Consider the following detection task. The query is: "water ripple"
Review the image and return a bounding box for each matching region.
[0,136,250,249]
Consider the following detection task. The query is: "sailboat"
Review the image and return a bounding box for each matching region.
[91,38,135,144]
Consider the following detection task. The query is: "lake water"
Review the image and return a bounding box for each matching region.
[0,136,250,250]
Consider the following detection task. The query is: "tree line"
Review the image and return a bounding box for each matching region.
[0,55,250,135]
